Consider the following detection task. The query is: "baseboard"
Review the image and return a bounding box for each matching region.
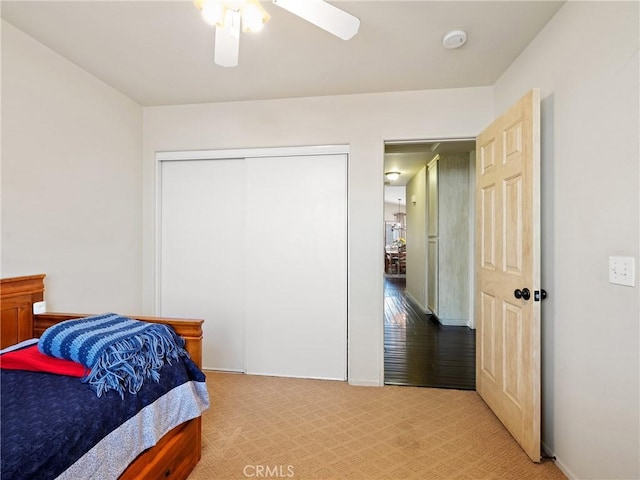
[541,441,575,479]
[404,291,428,313]
[202,368,244,374]
[438,317,468,327]
[348,378,383,387]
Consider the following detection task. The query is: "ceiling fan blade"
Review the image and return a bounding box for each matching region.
[272,0,360,41]
[214,10,241,67]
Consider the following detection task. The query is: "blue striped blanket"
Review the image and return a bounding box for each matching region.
[38,313,188,398]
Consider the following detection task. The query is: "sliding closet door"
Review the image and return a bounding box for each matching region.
[159,159,245,371]
[245,154,347,380]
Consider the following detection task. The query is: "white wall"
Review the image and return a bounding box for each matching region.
[142,88,494,385]
[406,166,427,310]
[494,2,640,479]
[1,20,143,313]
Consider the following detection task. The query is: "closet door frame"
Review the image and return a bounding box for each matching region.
[155,144,350,377]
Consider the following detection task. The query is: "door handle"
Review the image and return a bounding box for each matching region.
[514,288,531,301]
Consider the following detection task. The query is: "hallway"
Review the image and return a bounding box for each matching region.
[384,277,476,390]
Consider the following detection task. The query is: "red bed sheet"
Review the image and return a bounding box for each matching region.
[0,344,87,377]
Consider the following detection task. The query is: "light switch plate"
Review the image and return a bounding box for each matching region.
[33,301,47,315]
[609,256,636,287]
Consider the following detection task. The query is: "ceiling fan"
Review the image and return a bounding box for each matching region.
[194,0,361,67]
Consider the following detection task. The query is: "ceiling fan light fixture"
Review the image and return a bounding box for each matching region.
[195,0,360,67]
[195,0,270,31]
[198,0,225,26]
[385,171,401,181]
[241,1,271,33]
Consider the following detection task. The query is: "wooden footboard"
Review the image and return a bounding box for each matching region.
[0,274,205,480]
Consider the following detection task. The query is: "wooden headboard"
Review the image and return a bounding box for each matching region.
[0,274,204,367]
[0,274,45,349]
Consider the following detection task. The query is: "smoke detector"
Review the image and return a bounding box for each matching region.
[442,30,467,49]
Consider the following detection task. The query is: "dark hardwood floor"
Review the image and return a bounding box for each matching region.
[384,277,476,390]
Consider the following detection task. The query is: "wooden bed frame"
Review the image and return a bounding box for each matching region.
[0,274,205,480]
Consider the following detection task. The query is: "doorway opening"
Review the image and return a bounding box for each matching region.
[383,139,476,390]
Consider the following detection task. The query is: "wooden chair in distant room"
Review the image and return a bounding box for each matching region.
[398,250,406,274]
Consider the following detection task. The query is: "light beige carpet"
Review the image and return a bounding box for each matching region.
[189,371,565,480]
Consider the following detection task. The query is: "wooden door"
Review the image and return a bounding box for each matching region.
[475,89,541,462]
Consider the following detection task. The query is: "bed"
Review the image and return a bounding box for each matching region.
[0,274,207,479]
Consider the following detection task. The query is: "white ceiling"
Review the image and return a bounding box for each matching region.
[1,1,564,107]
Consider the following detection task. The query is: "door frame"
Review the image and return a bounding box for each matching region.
[155,144,350,377]
[381,137,477,335]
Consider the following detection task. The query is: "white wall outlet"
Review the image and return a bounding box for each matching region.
[609,256,636,287]
[33,301,47,315]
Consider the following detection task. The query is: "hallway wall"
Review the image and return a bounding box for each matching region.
[405,166,427,310]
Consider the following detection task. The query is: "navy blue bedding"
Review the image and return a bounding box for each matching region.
[1,351,205,480]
